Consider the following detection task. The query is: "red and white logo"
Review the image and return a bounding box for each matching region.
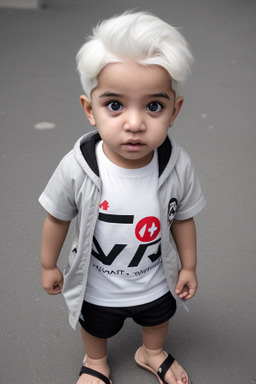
[99,200,110,211]
[135,217,160,242]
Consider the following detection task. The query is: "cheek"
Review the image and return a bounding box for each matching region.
[155,122,169,140]
[97,127,117,144]
[152,126,169,147]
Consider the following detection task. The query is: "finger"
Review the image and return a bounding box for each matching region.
[43,284,62,295]
[175,281,188,295]
[53,283,62,293]
[175,283,184,295]
[178,289,189,299]
[49,288,62,295]
[184,287,197,300]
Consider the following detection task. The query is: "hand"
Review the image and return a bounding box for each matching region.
[41,266,63,295]
[175,268,198,300]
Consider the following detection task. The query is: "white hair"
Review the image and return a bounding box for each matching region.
[76,11,193,98]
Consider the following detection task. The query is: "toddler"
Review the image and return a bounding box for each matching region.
[39,11,206,384]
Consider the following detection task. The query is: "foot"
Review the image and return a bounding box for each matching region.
[76,355,111,384]
[136,345,190,384]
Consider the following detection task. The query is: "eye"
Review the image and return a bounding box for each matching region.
[147,102,163,113]
[106,101,123,112]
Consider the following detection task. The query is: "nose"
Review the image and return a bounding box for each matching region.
[123,109,146,132]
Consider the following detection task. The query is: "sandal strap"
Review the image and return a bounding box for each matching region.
[79,366,111,384]
[157,353,175,383]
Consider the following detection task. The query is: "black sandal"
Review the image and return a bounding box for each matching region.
[79,366,111,384]
[134,348,192,384]
[157,353,175,383]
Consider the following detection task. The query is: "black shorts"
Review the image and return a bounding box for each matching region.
[79,291,176,338]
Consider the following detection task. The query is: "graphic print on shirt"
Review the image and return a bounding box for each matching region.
[92,210,162,274]
[99,200,109,211]
[135,216,160,242]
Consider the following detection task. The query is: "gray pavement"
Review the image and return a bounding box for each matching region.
[1,1,256,383]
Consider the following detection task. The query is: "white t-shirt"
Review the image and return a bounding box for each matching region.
[84,141,169,307]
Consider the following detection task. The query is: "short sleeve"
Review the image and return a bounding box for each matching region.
[174,150,206,220]
[38,152,79,221]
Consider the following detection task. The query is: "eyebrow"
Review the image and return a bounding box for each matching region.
[99,92,170,100]
[148,93,170,100]
[99,92,121,98]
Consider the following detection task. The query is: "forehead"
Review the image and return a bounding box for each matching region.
[94,61,173,96]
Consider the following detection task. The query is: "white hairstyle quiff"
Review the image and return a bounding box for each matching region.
[76,11,193,98]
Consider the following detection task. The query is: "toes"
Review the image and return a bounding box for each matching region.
[164,368,179,384]
[169,361,189,384]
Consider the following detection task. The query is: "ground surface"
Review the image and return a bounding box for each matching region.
[1,1,256,383]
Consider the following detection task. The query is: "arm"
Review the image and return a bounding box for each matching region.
[171,217,197,300]
[41,213,71,295]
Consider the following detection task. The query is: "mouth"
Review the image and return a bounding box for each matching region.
[123,140,145,151]
[124,139,144,145]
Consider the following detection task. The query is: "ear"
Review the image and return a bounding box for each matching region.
[169,96,184,127]
[80,95,96,126]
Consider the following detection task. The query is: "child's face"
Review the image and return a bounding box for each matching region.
[81,61,183,169]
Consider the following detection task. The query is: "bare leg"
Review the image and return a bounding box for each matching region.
[136,321,189,384]
[76,327,110,384]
